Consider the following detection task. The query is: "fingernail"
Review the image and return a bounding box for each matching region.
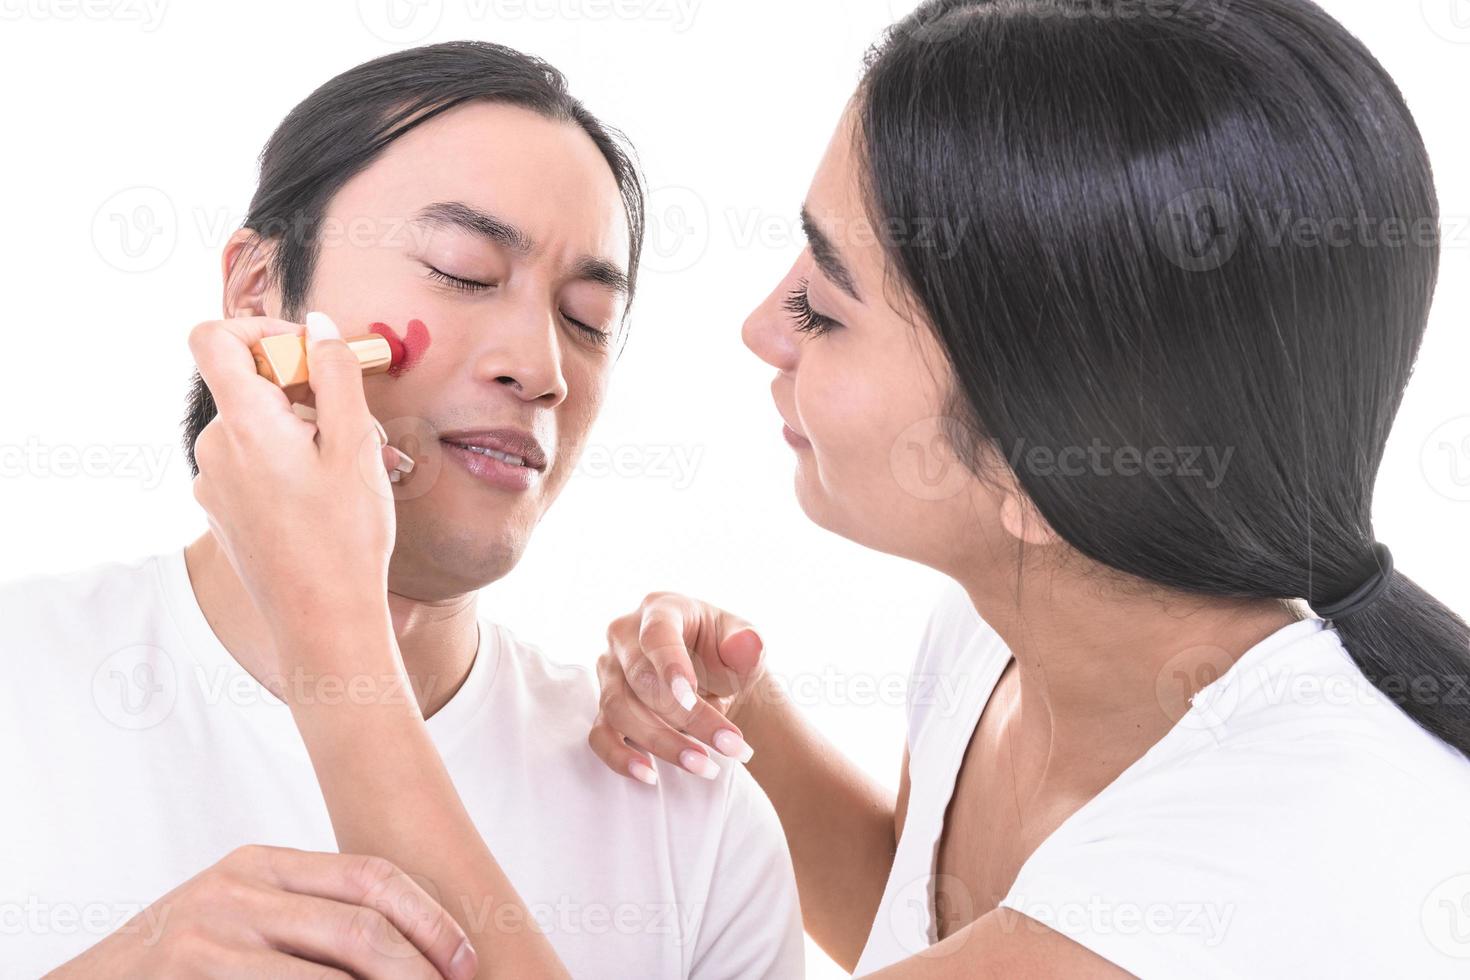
[713,729,754,764]
[628,760,659,785]
[670,675,697,711]
[448,939,477,980]
[733,627,764,652]
[291,402,318,422]
[680,748,719,780]
[305,311,341,343]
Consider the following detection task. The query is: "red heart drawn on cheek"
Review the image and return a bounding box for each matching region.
[368,319,432,377]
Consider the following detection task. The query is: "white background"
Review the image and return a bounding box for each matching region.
[2,1,1467,976]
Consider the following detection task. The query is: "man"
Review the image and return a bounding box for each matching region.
[0,41,803,978]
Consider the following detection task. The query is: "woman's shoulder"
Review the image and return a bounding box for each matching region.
[1002,622,1470,976]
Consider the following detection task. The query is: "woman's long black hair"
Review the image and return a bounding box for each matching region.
[860,0,1470,753]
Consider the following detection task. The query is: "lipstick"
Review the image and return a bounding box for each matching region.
[251,333,400,388]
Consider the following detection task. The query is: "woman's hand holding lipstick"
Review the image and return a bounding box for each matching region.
[189,312,403,667]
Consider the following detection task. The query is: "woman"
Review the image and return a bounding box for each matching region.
[586,2,1470,975]
[194,0,1470,976]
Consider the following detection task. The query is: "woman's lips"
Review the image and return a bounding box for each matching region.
[781,424,812,450]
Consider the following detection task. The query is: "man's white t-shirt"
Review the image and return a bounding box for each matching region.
[0,547,805,979]
[854,582,1470,978]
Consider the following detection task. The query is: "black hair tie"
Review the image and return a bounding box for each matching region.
[1313,542,1395,621]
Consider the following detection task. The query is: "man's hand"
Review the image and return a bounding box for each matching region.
[46,845,477,979]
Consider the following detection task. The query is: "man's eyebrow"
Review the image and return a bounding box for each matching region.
[412,201,533,255]
[411,200,627,295]
[800,205,861,302]
[571,256,630,297]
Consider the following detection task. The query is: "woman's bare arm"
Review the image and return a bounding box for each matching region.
[285,611,569,980]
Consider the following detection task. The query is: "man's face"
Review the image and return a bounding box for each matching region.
[289,101,631,598]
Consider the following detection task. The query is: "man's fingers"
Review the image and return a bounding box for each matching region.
[188,317,300,423]
[232,846,476,980]
[259,892,442,980]
[228,950,355,980]
[303,312,377,462]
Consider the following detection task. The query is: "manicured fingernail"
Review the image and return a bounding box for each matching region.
[305,310,341,342]
[448,939,477,980]
[291,402,318,422]
[628,760,659,785]
[680,748,719,780]
[732,627,763,651]
[670,675,696,711]
[713,729,754,764]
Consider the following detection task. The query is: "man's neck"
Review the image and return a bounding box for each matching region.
[183,531,480,718]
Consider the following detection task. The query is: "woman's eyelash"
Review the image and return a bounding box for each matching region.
[783,279,840,336]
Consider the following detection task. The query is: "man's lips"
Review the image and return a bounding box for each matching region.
[437,428,549,471]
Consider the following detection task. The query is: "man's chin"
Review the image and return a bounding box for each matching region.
[386,521,530,600]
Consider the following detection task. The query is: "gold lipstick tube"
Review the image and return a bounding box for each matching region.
[251,333,393,388]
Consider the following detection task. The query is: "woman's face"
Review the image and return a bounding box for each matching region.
[743,105,1026,572]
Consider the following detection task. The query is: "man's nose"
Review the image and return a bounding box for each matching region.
[471,300,570,406]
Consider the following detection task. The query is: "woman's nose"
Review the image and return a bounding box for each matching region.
[742,265,804,372]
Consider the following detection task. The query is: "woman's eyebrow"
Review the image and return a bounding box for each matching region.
[800,204,862,302]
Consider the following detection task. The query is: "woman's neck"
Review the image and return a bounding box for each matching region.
[955,556,1302,803]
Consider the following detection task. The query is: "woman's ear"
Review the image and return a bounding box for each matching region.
[221,228,276,318]
[998,472,1060,547]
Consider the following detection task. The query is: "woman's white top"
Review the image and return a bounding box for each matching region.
[853,582,1470,978]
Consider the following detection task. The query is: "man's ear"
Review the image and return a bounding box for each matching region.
[221,228,276,318]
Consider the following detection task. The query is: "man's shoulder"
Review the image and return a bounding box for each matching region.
[0,550,171,649]
[480,619,600,712]
[477,618,762,815]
